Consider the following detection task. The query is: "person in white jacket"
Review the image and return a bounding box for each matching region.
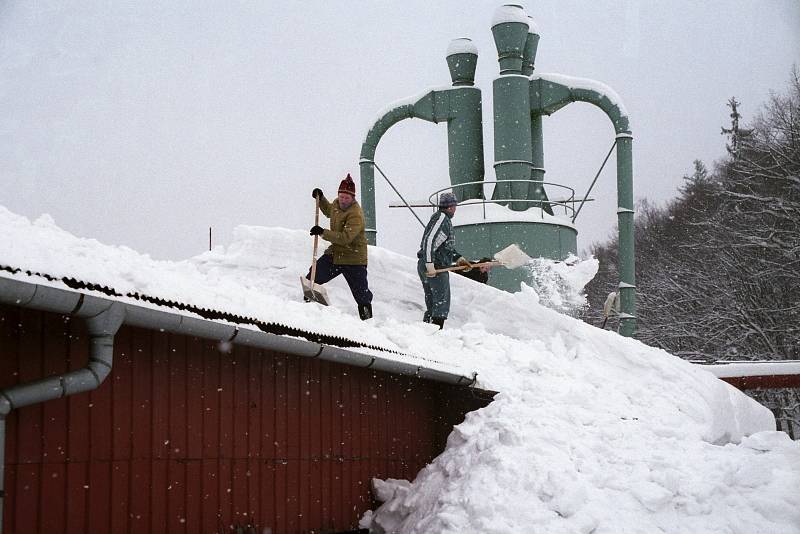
[416,192,471,329]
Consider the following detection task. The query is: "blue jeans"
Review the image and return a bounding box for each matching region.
[306,254,373,306]
[417,258,450,320]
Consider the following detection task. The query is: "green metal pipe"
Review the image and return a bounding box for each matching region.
[446,87,485,201]
[491,7,533,211]
[528,74,636,335]
[529,113,552,214]
[522,21,551,214]
[615,133,636,336]
[529,75,629,134]
[491,5,529,74]
[521,19,539,77]
[493,74,532,211]
[446,38,478,86]
[359,84,484,245]
[360,103,415,245]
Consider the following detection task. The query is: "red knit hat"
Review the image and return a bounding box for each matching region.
[338,173,356,197]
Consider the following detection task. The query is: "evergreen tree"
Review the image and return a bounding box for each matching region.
[720,97,752,158]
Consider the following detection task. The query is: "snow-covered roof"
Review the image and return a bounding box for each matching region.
[2,204,799,532]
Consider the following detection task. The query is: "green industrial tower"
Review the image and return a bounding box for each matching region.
[359,4,636,337]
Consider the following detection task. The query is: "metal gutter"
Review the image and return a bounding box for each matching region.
[0,264,438,357]
[0,275,477,386]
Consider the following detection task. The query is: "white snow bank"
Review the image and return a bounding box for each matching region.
[363,395,798,534]
[2,205,798,533]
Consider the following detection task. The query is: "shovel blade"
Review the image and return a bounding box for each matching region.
[493,244,531,269]
[300,276,330,306]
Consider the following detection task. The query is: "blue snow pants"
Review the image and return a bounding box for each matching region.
[306,253,373,305]
[417,258,450,321]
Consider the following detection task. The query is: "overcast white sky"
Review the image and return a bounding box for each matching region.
[1,1,798,261]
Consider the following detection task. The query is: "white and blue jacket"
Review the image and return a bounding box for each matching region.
[417,210,462,268]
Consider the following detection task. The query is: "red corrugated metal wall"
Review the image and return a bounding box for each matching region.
[0,304,490,533]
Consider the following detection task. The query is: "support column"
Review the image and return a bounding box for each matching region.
[493,74,532,210]
[616,133,636,336]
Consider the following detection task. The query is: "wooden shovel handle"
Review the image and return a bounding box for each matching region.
[310,196,321,284]
[434,261,502,273]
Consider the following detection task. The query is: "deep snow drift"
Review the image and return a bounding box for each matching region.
[2,206,799,533]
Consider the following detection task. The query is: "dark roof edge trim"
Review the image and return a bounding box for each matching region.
[0,264,412,357]
[0,275,479,388]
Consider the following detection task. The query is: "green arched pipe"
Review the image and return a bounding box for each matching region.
[491,5,531,210]
[528,74,636,336]
[360,88,484,245]
[359,103,416,245]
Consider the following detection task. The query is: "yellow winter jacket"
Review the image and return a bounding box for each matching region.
[319,195,368,265]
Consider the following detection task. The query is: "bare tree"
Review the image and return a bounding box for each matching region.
[583,68,800,431]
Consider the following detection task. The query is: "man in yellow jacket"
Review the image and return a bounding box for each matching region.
[306,174,373,320]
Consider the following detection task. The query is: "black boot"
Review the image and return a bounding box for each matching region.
[431,317,445,329]
[358,303,373,320]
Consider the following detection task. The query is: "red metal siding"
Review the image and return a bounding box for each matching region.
[0,304,490,533]
[720,375,800,390]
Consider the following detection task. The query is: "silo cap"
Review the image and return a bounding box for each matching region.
[492,4,529,27]
[446,38,478,57]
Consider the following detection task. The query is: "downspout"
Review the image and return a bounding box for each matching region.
[360,39,483,245]
[529,74,636,336]
[0,284,125,534]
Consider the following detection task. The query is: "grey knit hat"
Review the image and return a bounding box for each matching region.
[438,192,458,208]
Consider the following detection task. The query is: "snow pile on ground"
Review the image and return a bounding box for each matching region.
[2,206,799,533]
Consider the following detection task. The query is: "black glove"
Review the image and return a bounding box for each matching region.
[312,188,323,199]
[310,225,324,236]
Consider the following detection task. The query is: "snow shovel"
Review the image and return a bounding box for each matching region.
[434,244,531,273]
[300,196,330,305]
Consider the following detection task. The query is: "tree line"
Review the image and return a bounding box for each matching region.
[582,68,800,436]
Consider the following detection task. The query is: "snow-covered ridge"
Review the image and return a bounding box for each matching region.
[2,205,798,533]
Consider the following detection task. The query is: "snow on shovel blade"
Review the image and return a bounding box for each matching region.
[300,276,330,305]
[493,244,531,269]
